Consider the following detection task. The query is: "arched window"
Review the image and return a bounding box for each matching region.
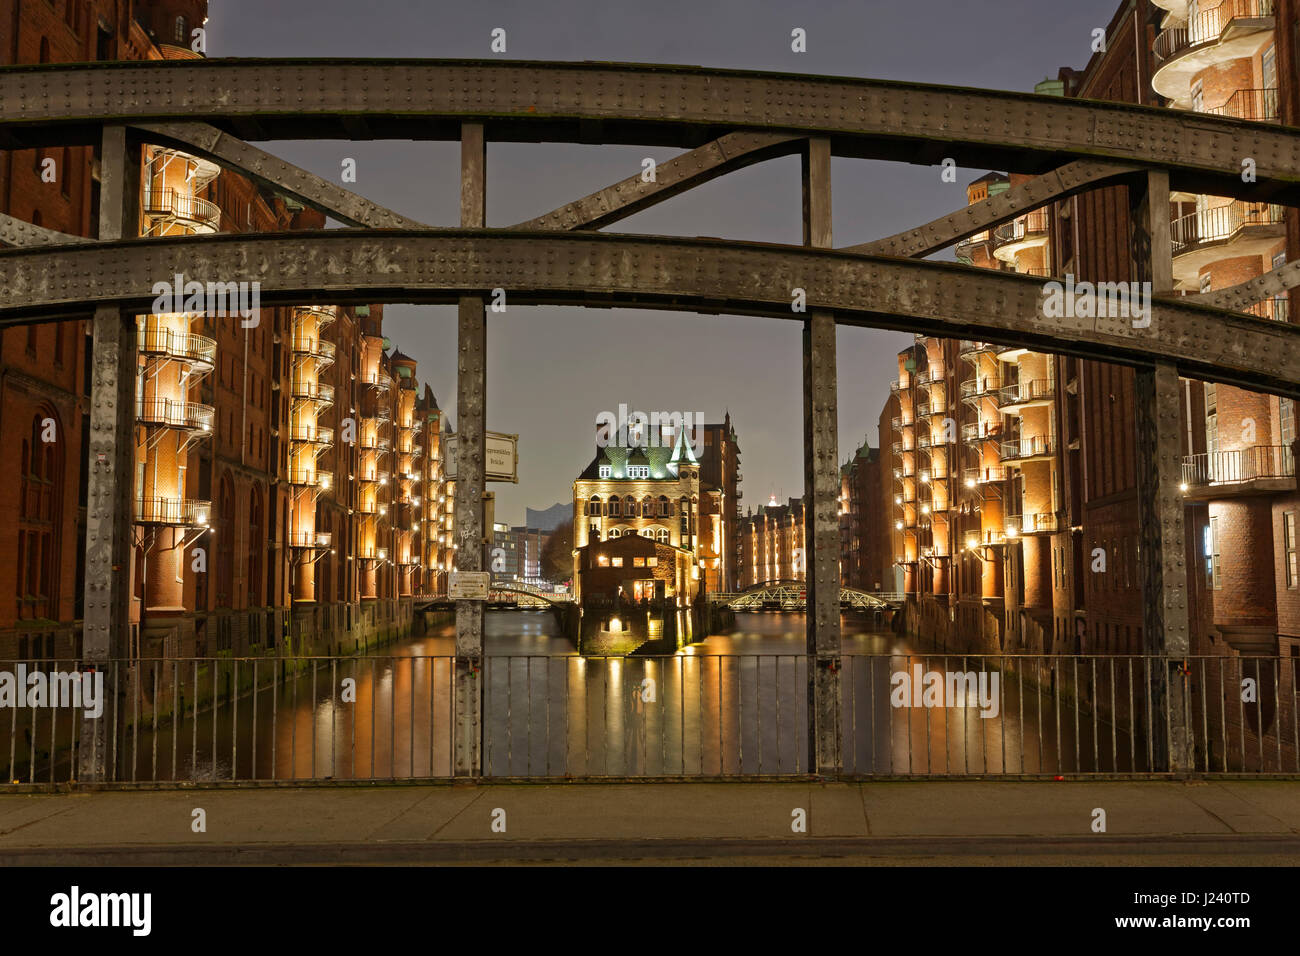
[658,495,671,516]
[641,497,653,518]
[609,528,620,538]
[607,495,620,517]
[587,495,602,516]
[657,528,669,544]
[174,16,188,43]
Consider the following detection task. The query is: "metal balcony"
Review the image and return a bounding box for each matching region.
[290,425,334,445]
[288,469,333,490]
[142,186,221,232]
[291,380,335,405]
[135,496,212,527]
[890,415,914,432]
[1007,512,1059,535]
[997,379,1054,410]
[959,340,994,361]
[963,466,1006,485]
[1000,435,1056,462]
[1153,0,1275,64]
[136,397,214,432]
[291,336,337,368]
[1205,87,1279,122]
[991,209,1050,260]
[1181,445,1295,498]
[960,378,1000,404]
[364,370,394,391]
[138,327,216,368]
[288,531,333,549]
[961,422,1002,444]
[1171,201,1284,257]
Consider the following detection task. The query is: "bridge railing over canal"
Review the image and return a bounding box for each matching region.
[3,652,1296,785]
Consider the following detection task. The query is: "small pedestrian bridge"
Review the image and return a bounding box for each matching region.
[710,582,903,612]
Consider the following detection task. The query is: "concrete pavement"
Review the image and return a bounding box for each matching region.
[1,780,1298,864]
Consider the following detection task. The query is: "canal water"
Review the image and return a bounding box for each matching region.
[89,610,1142,783]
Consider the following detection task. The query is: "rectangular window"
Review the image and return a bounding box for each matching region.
[1286,512,1298,589]
[1207,516,1221,589]
[632,556,645,567]
[1282,398,1295,445]
[1263,43,1277,91]
[611,557,623,568]
[647,557,658,567]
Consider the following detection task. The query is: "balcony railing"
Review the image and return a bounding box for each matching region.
[997,379,1054,408]
[364,370,394,391]
[1001,435,1056,461]
[1171,201,1284,255]
[961,422,1001,444]
[288,531,333,549]
[142,187,221,231]
[991,209,1050,248]
[960,378,1000,403]
[1244,297,1289,323]
[1007,512,1059,535]
[1181,445,1294,487]
[959,340,993,361]
[287,469,333,489]
[138,327,216,367]
[291,336,337,365]
[291,380,335,404]
[136,397,214,432]
[1154,0,1275,62]
[1205,87,1279,122]
[294,304,338,328]
[135,496,212,527]
[890,415,914,432]
[963,465,1006,485]
[290,425,334,445]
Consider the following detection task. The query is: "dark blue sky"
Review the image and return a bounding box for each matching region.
[207,0,1124,524]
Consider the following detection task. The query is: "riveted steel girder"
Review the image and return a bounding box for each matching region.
[0,211,90,247]
[849,159,1138,258]
[2,230,1298,395]
[131,122,427,229]
[4,61,1300,202]
[514,131,801,230]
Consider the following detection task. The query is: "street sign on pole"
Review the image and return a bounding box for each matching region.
[444,431,518,482]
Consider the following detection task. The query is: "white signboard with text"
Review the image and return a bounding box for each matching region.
[443,432,518,483]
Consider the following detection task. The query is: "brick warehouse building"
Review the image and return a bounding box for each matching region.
[864,0,1300,766]
[0,0,458,662]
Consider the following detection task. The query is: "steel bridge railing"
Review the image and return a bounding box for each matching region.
[4,652,1297,785]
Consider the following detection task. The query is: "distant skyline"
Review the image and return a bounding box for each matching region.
[207,0,1122,524]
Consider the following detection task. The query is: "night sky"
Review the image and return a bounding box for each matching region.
[206,0,1124,524]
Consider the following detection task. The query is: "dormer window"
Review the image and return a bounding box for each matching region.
[628,465,650,479]
[598,465,612,478]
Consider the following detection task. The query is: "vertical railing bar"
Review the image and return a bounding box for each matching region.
[389,657,395,779]
[408,657,414,778]
[172,660,180,781]
[1072,656,1080,774]
[191,660,198,783]
[1164,656,1174,774]
[717,656,724,775]
[1000,655,1007,775]
[887,655,894,775]
[231,659,238,781]
[369,658,376,779]
[698,656,704,776]
[150,663,159,782]
[1291,653,1300,773]
[1127,658,1135,774]
[505,657,513,776]
[526,657,533,778]
[310,659,318,779]
[583,659,590,776]
[773,656,779,774]
[906,654,913,776]
[8,663,17,784]
[979,657,989,774]
[428,658,435,778]
[131,664,140,783]
[332,658,338,779]
[1254,660,1264,772]
[1054,659,1062,774]
[738,656,744,775]
[290,656,298,781]
[1090,657,1098,774]
[962,655,969,776]
[1198,659,1208,773]
[251,660,258,781]
[210,659,217,782]
[270,656,278,780]
[868,655,876,775]
[1144,656,1153,772]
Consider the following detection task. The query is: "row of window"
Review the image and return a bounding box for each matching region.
[586,495,695,517]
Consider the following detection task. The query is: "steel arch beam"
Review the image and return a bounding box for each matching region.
[131,122,427,229]
[847,159,1139,258]
[1,230,1296,395]
[0,211,89,247]
[4,60,1300,202]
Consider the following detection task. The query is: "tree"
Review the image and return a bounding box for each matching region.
[540,518,575,585]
